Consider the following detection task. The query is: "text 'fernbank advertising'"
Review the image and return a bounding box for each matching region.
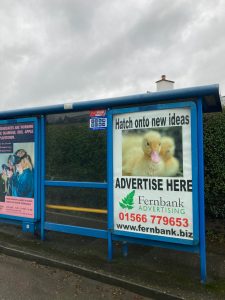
[113,107,194,242]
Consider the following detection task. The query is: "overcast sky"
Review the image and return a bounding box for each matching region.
[0,0,224,111]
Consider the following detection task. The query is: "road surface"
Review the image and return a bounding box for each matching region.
[0,254,151,300]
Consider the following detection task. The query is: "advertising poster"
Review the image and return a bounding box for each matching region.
[0,121,35,219]
[113,106,197,243]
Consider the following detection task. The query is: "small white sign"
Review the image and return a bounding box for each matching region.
[89,117,107,130]
[64,103,73,110]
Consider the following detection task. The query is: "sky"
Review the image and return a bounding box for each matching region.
[0,0,225,111]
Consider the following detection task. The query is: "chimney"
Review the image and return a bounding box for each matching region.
[155,75,174,92]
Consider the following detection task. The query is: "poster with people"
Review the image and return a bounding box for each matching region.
[112,105,198,243]
[0,120,35,219]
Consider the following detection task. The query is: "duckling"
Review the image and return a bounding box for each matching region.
[131,131,164,176]
[122,135,143,176]
[160,136,179,177]
[122,135,142,157]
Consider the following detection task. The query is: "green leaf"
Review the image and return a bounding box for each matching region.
[126,190,135,205]
[119,190,135,209]
[127,204,134,210]
[119,202,127,209]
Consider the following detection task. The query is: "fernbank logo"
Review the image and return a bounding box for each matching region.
[119,190,135,210]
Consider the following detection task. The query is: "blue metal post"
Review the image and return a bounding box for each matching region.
[36,117,42,231]
[107,109,113,261]
[40,116,46,240]
[197,98,207,283]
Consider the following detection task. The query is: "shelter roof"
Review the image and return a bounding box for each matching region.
[0,84,221,119]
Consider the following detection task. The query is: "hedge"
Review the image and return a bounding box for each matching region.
[204,109,225,218]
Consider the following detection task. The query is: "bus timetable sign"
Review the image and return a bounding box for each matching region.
[111,102,199,245]
[89,110,107,130]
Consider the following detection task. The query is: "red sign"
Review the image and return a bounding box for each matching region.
[90,110,106,117]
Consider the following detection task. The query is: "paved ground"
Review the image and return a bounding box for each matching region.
[0,219,224,299]
[0,254,150,300]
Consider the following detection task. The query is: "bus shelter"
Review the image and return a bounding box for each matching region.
[0,84,221,283]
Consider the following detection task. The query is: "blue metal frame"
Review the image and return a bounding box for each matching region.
[197,98,207,284]
[37,118,41,221]
[0,117,39,225]
[107,101,199,246]
[44,222,108,239]
[40,116,46,240]
[107,108,114,260]
[45,181,107,189]
[40,115,108,241]
[0,84,220,119]
[112,234,199,253]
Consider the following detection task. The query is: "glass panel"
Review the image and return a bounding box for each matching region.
[46,112,107,182]
[46,187,107,229]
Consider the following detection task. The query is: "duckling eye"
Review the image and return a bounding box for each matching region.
[159,143,161,146]
[146,142,149,146]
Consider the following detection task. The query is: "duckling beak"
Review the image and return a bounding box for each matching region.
[151,151,160,163]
